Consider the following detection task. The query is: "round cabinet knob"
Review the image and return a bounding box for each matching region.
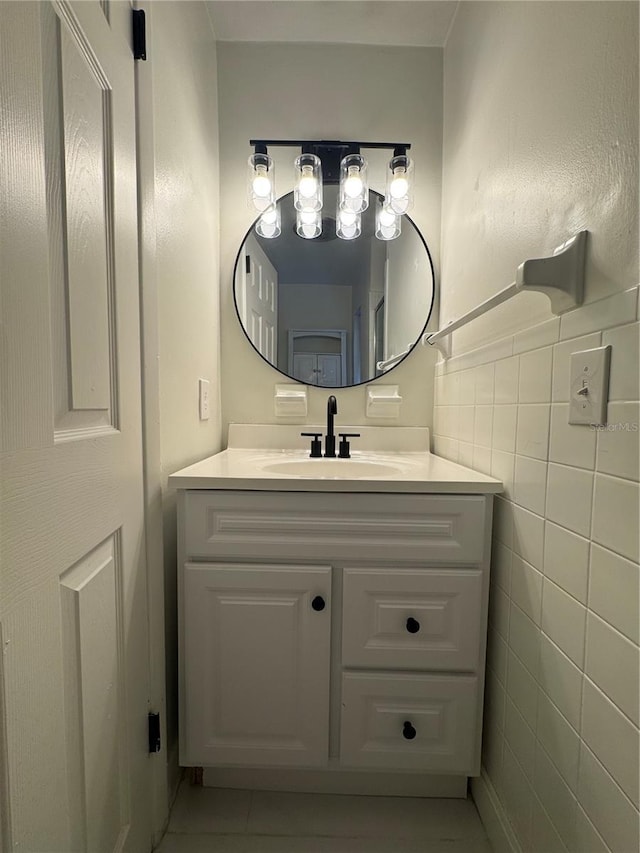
[406,617,420,634]
[402,720,417,740]
[311,595,326,612]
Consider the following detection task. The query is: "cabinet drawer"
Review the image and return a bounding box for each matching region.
[340,672,479,773]
[183,491,487,564]
[342,567,483,671]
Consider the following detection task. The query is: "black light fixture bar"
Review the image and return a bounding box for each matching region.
[249,139,411,150]
[250,139,411,183]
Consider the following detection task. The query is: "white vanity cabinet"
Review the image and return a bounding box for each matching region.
[177,488,494,781]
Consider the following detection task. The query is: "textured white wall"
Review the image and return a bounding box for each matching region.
[217,42,441,438]
[146,0,221,786]
[442,0,639,356]
[440,4,639,852]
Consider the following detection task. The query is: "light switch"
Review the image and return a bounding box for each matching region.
[199,378,210,420]
[568,346,611,425]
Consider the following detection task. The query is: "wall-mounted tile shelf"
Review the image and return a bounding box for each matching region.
[424,231,588,359]
[366,384,403,418]
[274,384,308,417]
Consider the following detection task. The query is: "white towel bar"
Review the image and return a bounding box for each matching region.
[424,231,587,358]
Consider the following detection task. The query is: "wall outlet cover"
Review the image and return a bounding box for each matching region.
[199,378,210,420]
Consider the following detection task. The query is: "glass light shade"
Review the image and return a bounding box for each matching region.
[385,153,414,215]
[375,197,401,240]
[255,204,281,239]
[247,153,275,212]
[296,208,322,239]
[294,153,323,212]
[339,153,368,213]
[336,202,361,240]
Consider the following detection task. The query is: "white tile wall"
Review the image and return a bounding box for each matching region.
[543,522,590,603]
[585,613,639,726]
[541,579,587,668]
[431,305,639,853]
[546,463,594,538]
[536,689,581,791]
[533,744,578,851]
[516,404,550,460]
[581,678,640,804]
[595,402,640,480]
[589,544,639,643]
[592,474,640,562]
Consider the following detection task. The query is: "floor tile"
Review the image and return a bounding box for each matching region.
[156,834,494,853]
[155,785,493,853]
[167,784,251,834]
[246,791,487,841]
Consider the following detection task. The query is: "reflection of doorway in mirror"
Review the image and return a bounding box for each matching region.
[239,234,278,363]
[373,298,385,377]
[352,307,362,385]
[288,329,347,386]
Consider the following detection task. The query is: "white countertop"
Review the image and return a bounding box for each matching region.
[169,447,503,494]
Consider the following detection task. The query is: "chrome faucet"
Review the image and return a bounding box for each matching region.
[325,395,337,457]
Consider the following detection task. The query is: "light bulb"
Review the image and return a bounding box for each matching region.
[252,165,272,198]
[298,165,318,198]
[390,168,409,199]
[378,206,396,227]
[301,223,317,239]
[339,209,357,227]
[256,205,280,239]
[343,166,363,199]
[299,209,317,225]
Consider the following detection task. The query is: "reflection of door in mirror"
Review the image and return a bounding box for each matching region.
[239,234,278,363]
[288,329,347,386]
[352,308,362,385]
[374,298,385,377]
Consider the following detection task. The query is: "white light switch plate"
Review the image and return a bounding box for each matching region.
[199,378,210,420]
[568,346,611,425]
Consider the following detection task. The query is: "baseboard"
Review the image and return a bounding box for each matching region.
[470,768,521,853]
[202,767,468,798]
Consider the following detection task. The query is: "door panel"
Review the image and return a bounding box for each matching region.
[0,3,151,851]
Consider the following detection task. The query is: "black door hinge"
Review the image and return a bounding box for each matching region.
[132,9,147,61]
[148,711,161,753]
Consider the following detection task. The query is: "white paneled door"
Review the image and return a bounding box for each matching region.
[0,2,152,852]
[239,233,278,364]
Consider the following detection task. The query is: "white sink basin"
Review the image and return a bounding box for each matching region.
[259,458,402,478]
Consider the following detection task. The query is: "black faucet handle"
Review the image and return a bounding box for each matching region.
[301,432,323,458]
[338,432,361,459]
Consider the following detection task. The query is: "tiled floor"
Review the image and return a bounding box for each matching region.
[154,783,494,852]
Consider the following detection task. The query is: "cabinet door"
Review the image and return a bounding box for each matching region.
[182,562,331,767]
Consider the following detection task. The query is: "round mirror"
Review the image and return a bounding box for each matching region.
[233,186,435,388]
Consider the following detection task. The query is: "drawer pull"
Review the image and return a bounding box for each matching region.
[311,595,326,612]
[402,720,417,740]
[406,617,420,634]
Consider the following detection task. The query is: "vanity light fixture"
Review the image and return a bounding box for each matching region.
[296,208,322,240]
[247,143,275,212]
[385,146,414,214]
[336,202,361,241]
[339,152,368,214]
[255,204,281,239]
[375,196,402,241]
[294,153,323,212]
[248,139,412,239]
